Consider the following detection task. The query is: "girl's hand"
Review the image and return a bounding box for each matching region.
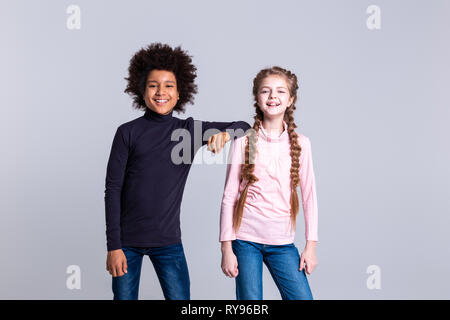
[299,246,318,275]
[207,132,230,154]
[221,245,239,278]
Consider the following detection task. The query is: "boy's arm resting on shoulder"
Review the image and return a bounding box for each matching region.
[219,137,244,242]
[104,126,130,251]
[198,119,251,146]
[298,136,319,243]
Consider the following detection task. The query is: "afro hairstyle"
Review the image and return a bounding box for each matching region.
[124,43,198,113]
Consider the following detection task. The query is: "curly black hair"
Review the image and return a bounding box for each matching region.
[124,43,198,113]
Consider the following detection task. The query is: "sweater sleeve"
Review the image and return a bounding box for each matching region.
[196,119,251,145]
[104,125,130,251]
[299,136,319,242]
[219,137,245,242]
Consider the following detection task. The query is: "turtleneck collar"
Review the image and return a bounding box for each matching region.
[144,107,174,122]
[258,121,289,142]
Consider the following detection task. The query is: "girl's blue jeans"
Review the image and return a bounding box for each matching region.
[232,239,313,300]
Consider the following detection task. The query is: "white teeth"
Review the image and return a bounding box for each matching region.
[155,99,168,103]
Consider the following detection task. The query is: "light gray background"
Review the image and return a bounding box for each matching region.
[1,0,449,299]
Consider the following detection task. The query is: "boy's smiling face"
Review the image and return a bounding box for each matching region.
[144,69,179,115]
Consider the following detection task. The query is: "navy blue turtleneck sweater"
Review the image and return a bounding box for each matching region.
[104,108,251,251]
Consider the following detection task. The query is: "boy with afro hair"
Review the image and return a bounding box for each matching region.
[104,43,250,300]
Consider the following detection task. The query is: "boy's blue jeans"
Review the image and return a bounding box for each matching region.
[232,239,313,300]
[112,242,190,300]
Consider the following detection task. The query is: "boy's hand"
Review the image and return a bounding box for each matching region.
[106,249,128,277]
[207,132,230,154]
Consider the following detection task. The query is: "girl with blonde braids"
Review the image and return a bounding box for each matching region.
[219,66,319,300]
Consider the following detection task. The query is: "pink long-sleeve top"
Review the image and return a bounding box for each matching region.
[219,121,319,245]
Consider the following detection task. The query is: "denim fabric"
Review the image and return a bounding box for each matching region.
[232,239,313,300]
[112,242,190,300]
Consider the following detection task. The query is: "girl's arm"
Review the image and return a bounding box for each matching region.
[219,136,245,242]
[298,136,319,274]
[219,138,244,278]
[299,136,319,244]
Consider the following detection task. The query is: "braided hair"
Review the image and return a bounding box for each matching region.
[233,66,301,232]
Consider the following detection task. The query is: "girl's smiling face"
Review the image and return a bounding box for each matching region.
[257,75,294,119]
[144,69,179,115]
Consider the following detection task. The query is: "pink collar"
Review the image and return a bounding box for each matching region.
[258,121,289,142]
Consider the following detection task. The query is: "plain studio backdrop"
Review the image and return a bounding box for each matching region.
[1,0,449,299]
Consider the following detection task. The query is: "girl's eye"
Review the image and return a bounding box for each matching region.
[261,90,269,94]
